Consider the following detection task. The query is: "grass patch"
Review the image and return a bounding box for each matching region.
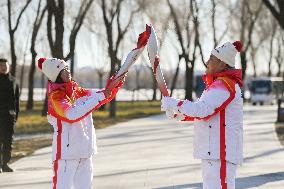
[11,137,52,163]
[275,123,284,147]
[12,100,162,162]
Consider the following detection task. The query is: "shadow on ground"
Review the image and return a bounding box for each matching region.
[154,171,284,189]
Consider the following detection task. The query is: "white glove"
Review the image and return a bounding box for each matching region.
[175,111,185,121]
[161,96,179,111]
[165,108,185,121]
[165,109,175,119]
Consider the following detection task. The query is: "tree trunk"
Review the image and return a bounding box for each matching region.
[27,2,46,110]
[252,59,257,78]
[26,52,37,110]
[240,51,247,80]
[262,0,284,30]
[7,0,32,77]
[19,57,26,96]
[42,92,48,116]
[152,73,157,101]
[276,41,282,77]
[278,58,283,77]
[268,28,276,77]
[185,60,193,100]
[98,73,105,111]
[70,54,75,76]
[170,59,181,97]
[109,55,117,118]
[98,74,103,89]
[9,32,17,76]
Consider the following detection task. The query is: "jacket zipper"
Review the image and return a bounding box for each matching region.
[208,124,211,156]
[67,130,70,147]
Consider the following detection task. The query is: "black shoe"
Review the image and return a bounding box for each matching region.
[2,164,13,172]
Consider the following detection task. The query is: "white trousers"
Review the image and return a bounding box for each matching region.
[202,159,237,189]
[52,158,93,189]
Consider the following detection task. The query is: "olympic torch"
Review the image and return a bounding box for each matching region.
[147,25,169,97]
[105,25,151,92]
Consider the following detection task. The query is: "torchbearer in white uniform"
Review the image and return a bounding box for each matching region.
[37,25,152,189]
[161,41,244,189]
[37,58,119,189]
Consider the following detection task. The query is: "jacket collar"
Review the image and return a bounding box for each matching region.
[48,80,77,98]
[202,69,243,88]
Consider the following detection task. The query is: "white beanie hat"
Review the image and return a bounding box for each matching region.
[37,58,68,82]
[211,41,242,67]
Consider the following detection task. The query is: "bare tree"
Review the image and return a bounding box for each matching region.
[262,0,284,30]
[250,46,257,77]
[267,20,277,76]
[167,0,191,98]
[250,39,265,78]
[26,0,47,110]
[19,30,31,96]
[7,0,32,76]
[249,35,266,78]
[275,31,284,77]
[140,0,170,100]
[99,0,140,117]
[211,0,228,47]
[169,54,182,97]
[42,0,94,115]
[96,66,108,110]
[238,0,262,80]
[46,0,94,66]
[167,0,204,100]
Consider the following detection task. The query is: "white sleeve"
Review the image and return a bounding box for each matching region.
[178,87,230,118]
[64,89,105,121]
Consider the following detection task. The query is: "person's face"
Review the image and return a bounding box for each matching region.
[60,67,72,83]
[205,55,227,75]
[0,62,9,74]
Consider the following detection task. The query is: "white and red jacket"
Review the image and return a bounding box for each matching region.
[175,70,243,165]
[46,80,122,161]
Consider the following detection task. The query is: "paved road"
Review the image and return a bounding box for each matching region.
[0,105,283,189]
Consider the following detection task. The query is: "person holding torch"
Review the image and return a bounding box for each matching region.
[161,41,244,189]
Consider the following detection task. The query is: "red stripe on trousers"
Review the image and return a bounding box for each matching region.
[53,119,62,189]
[220,109,227,189]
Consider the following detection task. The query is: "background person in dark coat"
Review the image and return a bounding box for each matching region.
[0,58,19,172]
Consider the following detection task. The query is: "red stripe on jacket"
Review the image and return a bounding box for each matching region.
[220,109,227,189]
[52,119,62,189]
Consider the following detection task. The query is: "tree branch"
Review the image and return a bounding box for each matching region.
[31,1,47,51]
[66,0,94,60]
[262,0,280,20]
[13,0,32,32]
[115,1,139,53]
[167,0,187,56]
[47,0,56,53]
[244,2,262,52]
[211,0,217,47]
